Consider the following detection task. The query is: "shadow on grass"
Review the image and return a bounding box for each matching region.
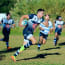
[40,47,60,51]
[0,55,6,61]
[17,52,61,61]
[59,42,65,46]
[0,47,20,54]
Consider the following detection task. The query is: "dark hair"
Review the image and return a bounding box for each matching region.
[6,12,10,16]
[37,9,45,13]
[56,16,61,20]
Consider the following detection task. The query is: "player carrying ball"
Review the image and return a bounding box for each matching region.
[11,9,45,62]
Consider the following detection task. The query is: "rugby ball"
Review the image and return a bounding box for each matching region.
[21,20,28,26]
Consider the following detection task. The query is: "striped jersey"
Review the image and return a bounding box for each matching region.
[40,21,53,35]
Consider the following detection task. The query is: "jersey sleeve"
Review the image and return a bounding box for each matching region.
[12,19,15,24]
[41,18,44,23]
[54,20,56,23]
[1,19,3,24]
[28,14,35,19]
[40,23,43,27]
[49,21,53,29]
[63,22,65,25]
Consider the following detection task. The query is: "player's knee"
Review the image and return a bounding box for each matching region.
[32,40,37,45]
[39,40,42,44]
[55,33,58,37]
[43,40,46,44]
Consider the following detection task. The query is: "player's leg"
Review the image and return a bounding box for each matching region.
[42,38,47,44]
[6,33,11,50]
[11,39,33,62]
[29,36,37,45]
[23,34,37,47]
[0,28,10,49]
[54,32,59,46]
[38,36,43,50]
[11,40,28,62]
[54,27,59,46]
[55,29,62,46]
[11,34,33,62]
[4,29,11,50]
[42,34,48,45]
[37,33,43,51]
[0,38,3,41]
[54,27,62,46]
[0,28,5,41]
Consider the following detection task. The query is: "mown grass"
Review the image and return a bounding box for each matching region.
[0,27,65,65]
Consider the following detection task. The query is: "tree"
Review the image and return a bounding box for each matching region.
[0,0,16,13]
[10,0,65,21]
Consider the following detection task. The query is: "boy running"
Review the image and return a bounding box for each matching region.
[11,9,45,62]
[38,14,53,51]
[53,16,65,46]
[0,13,15,50]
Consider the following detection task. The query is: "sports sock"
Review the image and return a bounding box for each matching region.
[14,41,32,57]
[0,38,3,41]
[38,43,41,48]
[6,42,9,48]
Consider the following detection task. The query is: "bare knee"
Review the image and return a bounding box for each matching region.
[39,36,43,44]
[32,40,37,45]
[43,39,46,44]
[55,33,58,38]
[29,36,37,45]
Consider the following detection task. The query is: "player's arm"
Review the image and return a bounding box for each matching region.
[39,23,45,30]
[12,24,15,27]
[0,21,1,24]
[12,20,15,28]
[19,15,29,27]
[0,20,3,24]
[34,24,39,32]
[39,27,44,30]
[50,28,53,33]
[0,20,3,30]
[53,21,56,30]
[0,22,1,30]
[49,21,54,34]
[63,22,65,28]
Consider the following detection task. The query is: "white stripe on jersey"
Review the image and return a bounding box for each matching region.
[40,21,53,35]
[55,20,64,28]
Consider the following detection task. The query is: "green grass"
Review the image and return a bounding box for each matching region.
[0,27,65,65]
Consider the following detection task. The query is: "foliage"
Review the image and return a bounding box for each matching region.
[10,0,65,21]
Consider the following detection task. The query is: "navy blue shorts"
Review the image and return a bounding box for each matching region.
[55,27,62,35]
[2,27,10,42]
[23,28,33,40]
[39,32,48,40]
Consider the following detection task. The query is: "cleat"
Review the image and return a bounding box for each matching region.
[11,56,16,62]
[7,47,12,50]
[38,47,40,51]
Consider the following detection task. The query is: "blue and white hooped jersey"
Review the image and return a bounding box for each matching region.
[40,21,53,35]
[55,20,64,29]
[1,18,14,29]
[24,14,44,33]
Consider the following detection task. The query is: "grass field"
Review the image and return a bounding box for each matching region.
[0,27,65,65]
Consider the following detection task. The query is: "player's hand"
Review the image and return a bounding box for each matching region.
[33,24,37,29]
[58,25,62,28]
[48,32,50,34]
[0,27,1,30]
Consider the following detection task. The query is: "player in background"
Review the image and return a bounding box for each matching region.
[53,16,65,46]
[0,13,15,50]
[38,14,53,51]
